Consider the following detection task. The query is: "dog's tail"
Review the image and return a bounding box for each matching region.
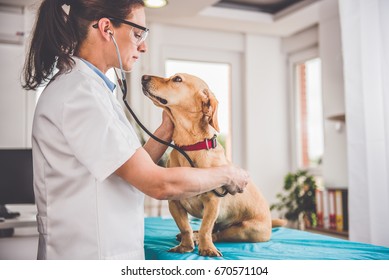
[272,219,287,228]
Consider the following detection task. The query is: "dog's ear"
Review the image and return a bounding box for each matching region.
[201,88,220,132]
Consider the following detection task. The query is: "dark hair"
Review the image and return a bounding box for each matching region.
[22,0,144,90]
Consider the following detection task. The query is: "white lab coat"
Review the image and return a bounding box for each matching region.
[32,57,145,259]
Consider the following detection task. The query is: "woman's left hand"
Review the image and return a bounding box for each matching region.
[142,110,174,163]
[160,110,174,142]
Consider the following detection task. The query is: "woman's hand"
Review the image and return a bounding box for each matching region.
[224,166,250,195]
[143,110,174,163]
[159,110,174,142]
[116,149,250,200]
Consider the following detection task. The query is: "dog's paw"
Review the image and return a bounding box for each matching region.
[198,245,223,257]
[168,244,195,254]
[176,230,199,246]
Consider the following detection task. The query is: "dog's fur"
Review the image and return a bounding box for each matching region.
[142,73,285,257]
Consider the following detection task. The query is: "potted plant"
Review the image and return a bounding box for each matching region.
[270,170,318,229]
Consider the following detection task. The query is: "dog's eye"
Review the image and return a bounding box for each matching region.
[172,76,182,83]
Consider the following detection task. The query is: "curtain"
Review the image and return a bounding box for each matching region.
[339,0,389,247]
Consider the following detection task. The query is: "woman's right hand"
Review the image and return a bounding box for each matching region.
[224,166,250,195]
[117,148,251,200]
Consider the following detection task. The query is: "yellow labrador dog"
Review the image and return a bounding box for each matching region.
[142,73,285,257]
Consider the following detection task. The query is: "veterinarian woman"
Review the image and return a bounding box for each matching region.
[22,0,249,260]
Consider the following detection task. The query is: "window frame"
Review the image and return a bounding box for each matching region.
[288,47,323,176]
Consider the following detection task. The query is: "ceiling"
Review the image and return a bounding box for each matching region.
[0,0,322,37]
[215,0,304,14]
[145,0,322,37]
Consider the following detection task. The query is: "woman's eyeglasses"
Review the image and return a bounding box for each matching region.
[92,17,149,46]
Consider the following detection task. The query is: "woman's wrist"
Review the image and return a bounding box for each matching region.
[158,111,174,142]
[154,123,173,143]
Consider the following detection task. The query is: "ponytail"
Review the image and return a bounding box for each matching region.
[23,0,76,90]
[22,0,145,91]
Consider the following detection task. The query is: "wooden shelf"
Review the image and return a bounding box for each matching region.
[327,114,346,122]
[306,226,349,239]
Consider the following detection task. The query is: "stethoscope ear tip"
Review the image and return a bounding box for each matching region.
[110,33,127,95]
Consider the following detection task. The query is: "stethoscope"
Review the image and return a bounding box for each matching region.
[109,31,228,197]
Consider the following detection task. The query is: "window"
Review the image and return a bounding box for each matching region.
[165,60,232,159]
[295,57,324,170]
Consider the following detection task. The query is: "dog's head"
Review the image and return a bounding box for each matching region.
[141,73,220,133]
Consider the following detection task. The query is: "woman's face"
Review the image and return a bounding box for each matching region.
[115,6,147,71]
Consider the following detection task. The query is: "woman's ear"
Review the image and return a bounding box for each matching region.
[201,88,220,132]
[94,18,113,41]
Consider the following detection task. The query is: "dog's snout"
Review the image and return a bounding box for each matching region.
[142,75,151,84]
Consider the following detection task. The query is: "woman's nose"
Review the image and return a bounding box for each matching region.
[138,41,147,53]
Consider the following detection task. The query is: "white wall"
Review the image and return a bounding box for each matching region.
[245,34,289,207]
[0,43,27,148]
[339,0,389,247]
[319,0,348,188]
[0,4,36,149]
[281,0,348,189]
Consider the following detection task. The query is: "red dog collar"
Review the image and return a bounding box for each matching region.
[179,135,218,151]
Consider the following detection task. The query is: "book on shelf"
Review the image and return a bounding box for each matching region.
[341,189,348,231]
[328,190,336,230]
[315,189,324,228]
[312,188,348,234]
[323,189,330,229]
[330,188,348,232]
[335,190,343,231]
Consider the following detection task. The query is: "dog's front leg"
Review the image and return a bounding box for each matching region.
[198,197,222,257]
[168,200,195,253]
